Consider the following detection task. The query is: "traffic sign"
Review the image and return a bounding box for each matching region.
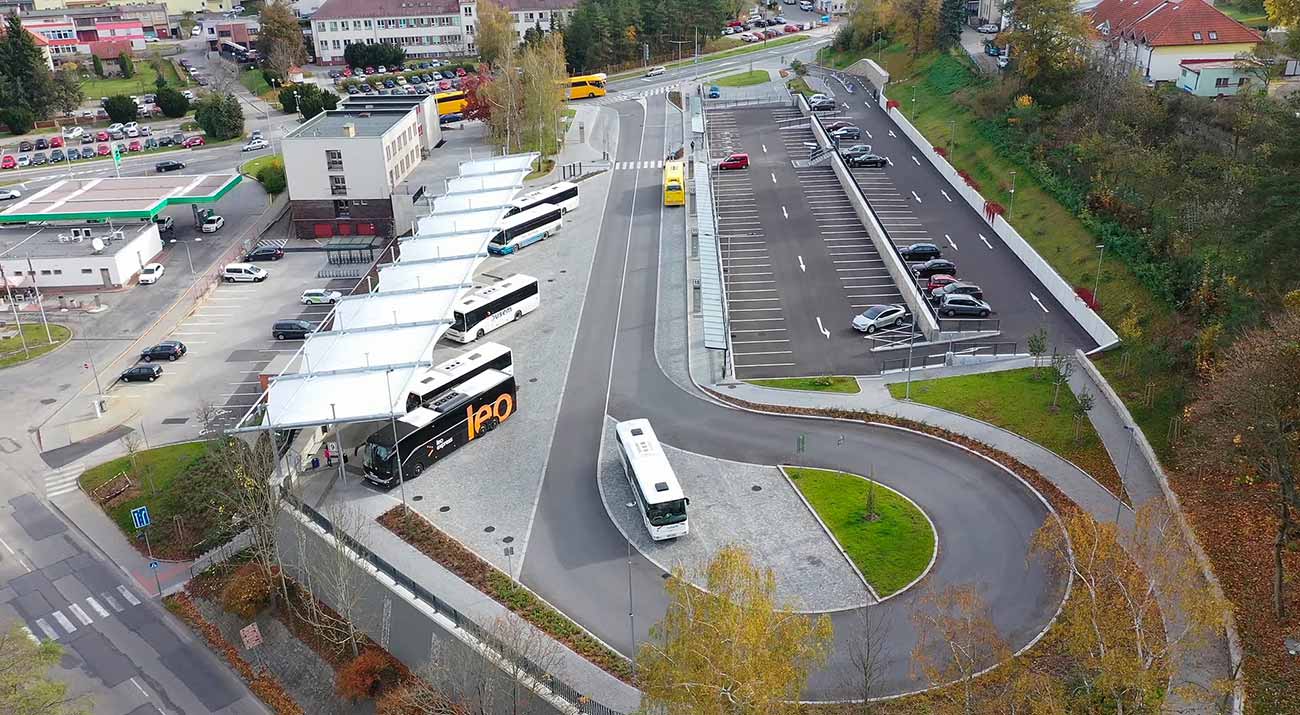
[131,505,151,530]
[240,623,263,649]
[148,560,159,570]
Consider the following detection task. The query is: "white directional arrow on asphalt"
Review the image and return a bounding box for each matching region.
[888,130,896,138]
[945,234,957,251]
[782,205,788,219]
[771,172,777,184]
[762,144,767,153]
[979,234,993,250]
[886,157,894,166]
[816,316,831,339]
[911,191,922,203]
[911,155,920,166]
[864,129,872,139]
[941,190,952,202]
[798,255,806,272]
[1030,293,1050,313]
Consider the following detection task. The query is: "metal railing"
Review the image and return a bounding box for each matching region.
[878,340,1019,373]
[936,317,1001,333]
[282,494,628,715]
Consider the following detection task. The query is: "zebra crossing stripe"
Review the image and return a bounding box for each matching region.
[68,603,92,626]
[34,619,58,641]
[86,597,110,619]
[51,611,75,634]
[102,593,122,612]
[117,585,141,606]
[21,626,39,644]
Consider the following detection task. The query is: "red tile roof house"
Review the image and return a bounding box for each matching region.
[1084,0,1261,83]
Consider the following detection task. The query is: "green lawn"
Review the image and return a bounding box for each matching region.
[787,76,814,96]
[240,68,273,97]
[1217,1,1270,26]
[240,153,281,177]
[0,323,71,368]
[609,35,808,80]
[81,61,186,98]
[867,45,1185,457]
[713,69,771,87]
[888,368,1124,499]
[748,376,860,393]
[786,467,935,596]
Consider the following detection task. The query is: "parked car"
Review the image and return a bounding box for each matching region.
[721,26,734,34]
[718,153,750,170]
[63,126,84,139]
[182,135,205,148]
[222,262,267,282]
[977,22,1000,33]
[0,188,20,200]
[926,274,958,292]
[809,97,836,111]
[119,364,163,382]
[49,149,64,162]
[128,140,142,152]
[272,319,315,340]
[911,258,958,278]
[784,23,799,32]
[140,340,186,361]
[96,144,110,156]
[96,130,110,142]
[929,281,985,302]
[201,215,225,233]
[16,155,29,166]
[439,112,464,124]
[301,288,342,304]
[107,122,124,133]
[30,152,47,165]
[936,293,992,317]
[66,147,81,160]
[840,143,872,156]
[245,245,284,261]
[645,65,666,77]
[49,136,63,148]
[830,126,861,140]
[81,133,95,145]
[242,138,269,152]
[155,160,186,172]
[34,137,48,150]
[848,152,888,168]
[898,242,942,262]
[0,156,14,170]
[852,304,907,333]
[144,137,158,149]
[138,263,166,285]
[708,85,721,98]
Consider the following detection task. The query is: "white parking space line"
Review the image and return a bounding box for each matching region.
[735,362,798,368]
[733,339,791,344]
[730,318,787,323]
[730,308,784,313]
[733,350,795,356]
[731,328,788,333]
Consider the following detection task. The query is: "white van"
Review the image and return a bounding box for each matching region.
[222,263,268,282]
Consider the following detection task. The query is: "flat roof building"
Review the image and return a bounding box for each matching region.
[0,221,162,290]
[282,98,439,240]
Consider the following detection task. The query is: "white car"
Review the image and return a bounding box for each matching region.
[0,188,21,201]
[977,23,1001,33]
[808,93,829,103]
[851,304,907,334]
[301,288,343,305]
[200,215,225,233]
[107,122,124,133]
[645,65,666,77]
[182,90,196,100]
[191,26,201,36]
[138,262,165,284]
[242,139,269,152]
[63,126,84,139]
[17,155,30,167]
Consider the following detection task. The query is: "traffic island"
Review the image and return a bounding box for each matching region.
[0,323,71,369]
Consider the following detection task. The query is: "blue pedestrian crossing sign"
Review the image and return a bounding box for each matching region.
[131,506,151,530]
[148,560,159,570]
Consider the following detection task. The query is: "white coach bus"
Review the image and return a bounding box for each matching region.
[444,274,540,343]
[505,181,580,217]
[614,419,689,540]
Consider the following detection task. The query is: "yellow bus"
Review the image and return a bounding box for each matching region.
[434,90,468,115]
[663,161,686,206]
[565,73,607,100]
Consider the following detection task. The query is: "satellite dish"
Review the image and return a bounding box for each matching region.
[91,237,105,253]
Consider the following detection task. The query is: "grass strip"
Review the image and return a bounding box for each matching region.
[0,323,71,368]
[713,69,771,87]
[748,375,860,393]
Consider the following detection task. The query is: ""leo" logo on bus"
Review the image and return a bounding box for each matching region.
[467,393,514,440]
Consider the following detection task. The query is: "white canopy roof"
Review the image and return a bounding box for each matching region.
[252,151,540,431]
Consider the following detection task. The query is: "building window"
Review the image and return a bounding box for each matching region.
[319,39,328,48]
[1209,31,1217,40]
[81,268,93,274]
[329,21,338,31]
[1215,77,1230,87]
[364,19,372,28]
[1238,77,1250,86]
[1192,31,1202,40]
[40,270,51,276]
[330,175,348,195]
[463,5,472,14]
[326,149,343,170]
[53,269,62,275]
[334,200,351,217]
[333,39,341,48]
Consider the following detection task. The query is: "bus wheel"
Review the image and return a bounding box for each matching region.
[411,462,425,478]
[514,310,523,321]
[476,328,485,340]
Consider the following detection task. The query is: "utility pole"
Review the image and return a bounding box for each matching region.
[0,264,29,357]
[25,257,53,343]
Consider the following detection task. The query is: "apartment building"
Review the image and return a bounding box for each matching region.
[22,4,172,38]
[33,0,232,15]
[310,0,577,64]
[282,98,440,239]
[23,14,146,58]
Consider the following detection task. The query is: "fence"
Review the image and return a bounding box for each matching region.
[281,494,628,715]
[936,317,1000,333]
[878,341,1018,373]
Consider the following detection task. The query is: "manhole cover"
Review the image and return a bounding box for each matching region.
[161,417,188,425]
[484,526,495,533]
[39,399,56,405]
[751,485,762,492]
[438,505,450,512]
[412,495,424,502]
[502,536,514,543]
[528,378,537,383]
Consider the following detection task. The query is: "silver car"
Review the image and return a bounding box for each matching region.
[852,304,907,333]
[936,293,992,318]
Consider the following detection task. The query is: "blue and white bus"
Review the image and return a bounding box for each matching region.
[444,274,540,344]
[615,419,689,541]
[487,205,563,255]
[505,181,580,217]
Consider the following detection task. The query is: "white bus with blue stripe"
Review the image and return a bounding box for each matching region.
[487,205,563,255]
[505,181,579,217]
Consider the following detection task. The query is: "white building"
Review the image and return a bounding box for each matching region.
[282,96,440,239]
[0,222,162,290]
[310,0,577,64]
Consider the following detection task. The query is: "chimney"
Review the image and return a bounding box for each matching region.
[343,122,356,138]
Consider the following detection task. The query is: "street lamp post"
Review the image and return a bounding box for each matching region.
[1092,243,1106,304]
[1116,425,1136,523]
[910,85,917,119]
[1008,170,1017,218]
[905,312,917,400]
[624,501,637,676]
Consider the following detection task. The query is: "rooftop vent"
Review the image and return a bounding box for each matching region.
[342,122,356,137]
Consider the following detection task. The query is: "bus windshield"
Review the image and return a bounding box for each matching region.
[450,311,469,332]
[647,499,687,526]
[363,443,395,474]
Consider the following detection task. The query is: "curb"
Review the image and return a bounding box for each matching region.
[776,465,881,603]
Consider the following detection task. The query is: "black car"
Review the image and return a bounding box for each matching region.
[18,140,33,152]
[34,138,48,150]
[30,152,47,165]
[848,153,888,168]
[384,78,396,88]
[899,242,942,262]
[155,160,186,172]
[912,258,958,279]
[66,147,81,160]
[144,137,158,149]
[120,364,163,382]
[810,98,836,112]
[158,135,173,146]
[440,112,464,124]
[171,132,185,145]
[49,149,64,162]
[246,245,285,261]
[272,319,314,340]
[141,340,186,362]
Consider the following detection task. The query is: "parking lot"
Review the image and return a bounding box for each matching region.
[708,106,906,379]
[106,250,353,435]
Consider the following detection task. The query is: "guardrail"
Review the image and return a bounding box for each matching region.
[281,493,627,715]
[936,317,1001,333]
[878,340,1018,373]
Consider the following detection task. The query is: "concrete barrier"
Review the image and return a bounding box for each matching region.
[876,89,1120,349]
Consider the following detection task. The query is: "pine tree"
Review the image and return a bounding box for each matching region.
[1,14,57,118]
[937,0,965,49]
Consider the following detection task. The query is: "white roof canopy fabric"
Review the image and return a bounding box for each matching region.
[251,151,540,431]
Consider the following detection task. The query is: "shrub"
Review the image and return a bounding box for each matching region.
[1075,286,1101,311]
[119,52,135,79]
[1,108,34,135]
[157,87,189,118]
[218,563,274,619]
[336,648,402,701]
[257,163,287,194]
[103,95,139,124]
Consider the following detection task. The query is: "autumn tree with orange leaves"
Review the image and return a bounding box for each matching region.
[1184,308,1300,619]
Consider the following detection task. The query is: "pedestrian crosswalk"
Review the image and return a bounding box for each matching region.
[576,84,676,107]
[43,463,84,499]
[613,160,666,171]
[30,586,142,642]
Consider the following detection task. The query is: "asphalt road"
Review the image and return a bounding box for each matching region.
[813,69,1096,354]
[519,93,1065,699]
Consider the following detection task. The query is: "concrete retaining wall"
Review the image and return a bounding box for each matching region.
[875,90,1120,349]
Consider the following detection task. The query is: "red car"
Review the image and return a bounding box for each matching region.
[926,274,958,292]
[96,144,110,156]
[438,79,451,90]
[727,19,743,27]
[128,140,142,152]
[96,130,110,141]
[718,153,749,170]
[785,24,799,33]
[342,67,353,77]
[364,66,375,74]
[764,29,780,38]
[0,155,14,169]
[455,67,466,77]
[823,120,853,132]
[50,136,64,148]
[182,135,205,148]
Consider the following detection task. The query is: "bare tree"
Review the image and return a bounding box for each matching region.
[207,56,241,96]
[208,433,288,603]
[1050,352,1074,409]
[485,615,567,715]
[120,432,155,495]
[844,604,892,710]
[291,503,372,658]
[1072,389,1096,444]
[909,583,1009,714]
